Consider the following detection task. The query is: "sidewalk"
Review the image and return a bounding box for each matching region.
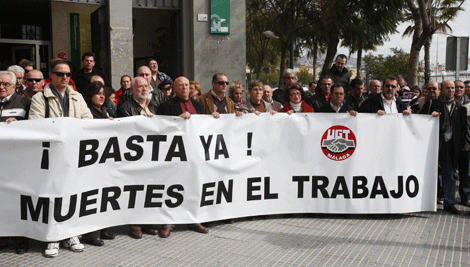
[1,204,469,266]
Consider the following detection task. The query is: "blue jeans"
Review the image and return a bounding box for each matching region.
[439,141,456,208]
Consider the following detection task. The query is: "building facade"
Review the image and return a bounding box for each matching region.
[0,0,246,92]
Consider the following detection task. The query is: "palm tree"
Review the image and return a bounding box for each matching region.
[341,10,401,79]
[404,0,464,86]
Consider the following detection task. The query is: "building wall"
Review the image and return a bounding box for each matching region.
[50,2,99,62]
[190,1,246,92]
[109,0,133,88]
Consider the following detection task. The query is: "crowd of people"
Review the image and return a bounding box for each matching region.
[0,53,469,257]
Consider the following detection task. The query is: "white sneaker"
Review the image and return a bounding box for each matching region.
[62,236,84,252]
[45,242,59,258]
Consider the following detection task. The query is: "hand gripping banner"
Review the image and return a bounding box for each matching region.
[0,113,438,241]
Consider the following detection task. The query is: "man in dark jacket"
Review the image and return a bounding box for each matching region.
[0,71,30,122]
[73,52,109,93]
[272,68,296,104]
[420,80,467,215]
[117,77,159,117]
[344,78,367,111]
[306,75,333,111]
[359,76,411,115]
[317,84,356,115]
[157,76,209,237]
[323,54,350,93]
[0,70,30,254]
[117,76,159,238]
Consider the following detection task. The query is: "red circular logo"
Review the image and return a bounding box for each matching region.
[320,125,356,161]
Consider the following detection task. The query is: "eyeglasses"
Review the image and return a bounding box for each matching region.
[27,78,43,82]
[385,84,397,88]
[0,82,12,87]
[216,81,229,85]
[289,92,301,97]
[53,72,72,77]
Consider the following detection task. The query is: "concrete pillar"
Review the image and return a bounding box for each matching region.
[190,1,246,93]
[108,0,133,88]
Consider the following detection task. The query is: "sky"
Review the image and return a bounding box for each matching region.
[336,1,470,67]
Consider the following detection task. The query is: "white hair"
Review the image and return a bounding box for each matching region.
[0,71,17,85]
[7,65,25,75]
[282,68,297,80]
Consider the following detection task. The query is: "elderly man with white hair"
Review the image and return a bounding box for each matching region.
[0,70,30,122]
[7,65,26,95]
[0,70,30,254]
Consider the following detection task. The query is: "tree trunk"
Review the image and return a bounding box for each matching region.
[356,48,362,79]
[278,47,287,87]
[312,45,318,82]
[322,36,340,74]
[424,37,431,86]
[407,41,422,87]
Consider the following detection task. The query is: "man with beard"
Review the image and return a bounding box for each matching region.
[420,80,467,215]
[117,76,159,118]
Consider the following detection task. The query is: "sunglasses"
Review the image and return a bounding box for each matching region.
[53,72,72,77]
[216,81,229,85]
[385,84,397,88]
[27,78,43,82]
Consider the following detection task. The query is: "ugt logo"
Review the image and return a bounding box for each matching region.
[320,125,356,161]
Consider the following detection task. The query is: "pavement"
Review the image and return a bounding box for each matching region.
[1,202,469,267]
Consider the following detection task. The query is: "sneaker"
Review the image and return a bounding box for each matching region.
[437,198,444,205]
[62,236,84,252]
[45,242,59,258]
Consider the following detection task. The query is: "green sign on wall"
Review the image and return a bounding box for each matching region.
[211,0,230,34]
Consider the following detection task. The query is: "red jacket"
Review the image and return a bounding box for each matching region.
[279,101,314,113]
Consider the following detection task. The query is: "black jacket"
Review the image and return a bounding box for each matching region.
[0,92,30,122]
[158,97,204,116]
[117,97,159,117]
[344,94,367,111]
[316,102,353,113]
[358,93,407,114]
[272,85,286,105]
[306,92,328,111]
[323,65,350,92]
[420,98,467,167]
[73,68,109,94]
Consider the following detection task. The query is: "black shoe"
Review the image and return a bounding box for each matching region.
[202,222,213,227]
[100,231,115,240]
[15,242,29,254]
[87,238,105,246]
[444,205,461,215]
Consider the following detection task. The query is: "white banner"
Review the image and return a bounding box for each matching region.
[0,113,438,241]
